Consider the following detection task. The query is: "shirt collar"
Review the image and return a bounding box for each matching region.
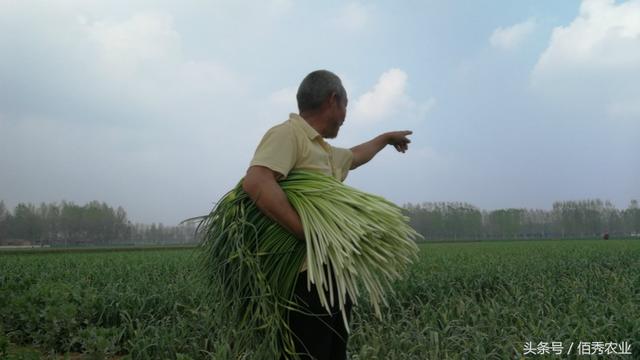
[290,113,322,140]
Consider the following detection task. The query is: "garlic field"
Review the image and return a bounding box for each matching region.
[1,240,638,359]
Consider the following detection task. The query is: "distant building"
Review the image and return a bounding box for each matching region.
[0,238,33,246]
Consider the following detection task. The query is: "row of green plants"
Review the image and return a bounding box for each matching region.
[1,240,638,359]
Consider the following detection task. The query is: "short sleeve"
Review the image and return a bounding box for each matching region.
[331,146,354,182]
[249,124,297,179]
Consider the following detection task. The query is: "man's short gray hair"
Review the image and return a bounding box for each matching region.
[296,70,347,112]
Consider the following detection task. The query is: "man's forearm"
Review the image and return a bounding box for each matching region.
[243,171,305,240]
[350,134,389,170]
[255,182,305,239]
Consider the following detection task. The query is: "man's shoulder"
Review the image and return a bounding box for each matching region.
[263,117,297,138]
[269,118,294,131]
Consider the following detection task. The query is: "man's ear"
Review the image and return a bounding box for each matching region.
[329,92,340,107]
[321,92,338,110]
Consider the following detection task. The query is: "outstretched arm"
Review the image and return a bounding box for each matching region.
[350,130,413,170]
[242,166,305,240]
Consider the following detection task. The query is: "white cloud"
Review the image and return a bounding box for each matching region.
[534,0,640,72]
[335,2,369,31]
[260,86,298,127]
[490,19,536,50]
[353,69,408,121]
[351,68,434,125]
[82,12,245,118]
[531,0,640,118]
[268,86,297,108]
[87,13,181,76]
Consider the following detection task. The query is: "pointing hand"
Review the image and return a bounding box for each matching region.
[385,131,413,153]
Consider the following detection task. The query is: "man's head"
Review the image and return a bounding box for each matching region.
[296,70,348,139]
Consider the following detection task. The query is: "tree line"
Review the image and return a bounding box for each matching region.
[0,200,197,246]
[404,199,640,241]
[2,198,639,246]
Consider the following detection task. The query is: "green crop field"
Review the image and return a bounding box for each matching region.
[1,240,638,359]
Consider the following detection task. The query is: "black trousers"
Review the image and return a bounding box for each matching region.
[285,269,353,360]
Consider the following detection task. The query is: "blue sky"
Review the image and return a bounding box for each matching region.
[1,0,638,224]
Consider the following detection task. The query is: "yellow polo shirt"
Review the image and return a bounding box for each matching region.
[250,113,353,181]
[249,113,353,272]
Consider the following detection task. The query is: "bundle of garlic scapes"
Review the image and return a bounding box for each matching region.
[197,170,420,359]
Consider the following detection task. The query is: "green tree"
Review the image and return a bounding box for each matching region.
[11,203,42,243]
[0,201,9,241]
[624,199,640,235]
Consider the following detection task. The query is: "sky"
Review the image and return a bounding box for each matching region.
[1,0,639,225]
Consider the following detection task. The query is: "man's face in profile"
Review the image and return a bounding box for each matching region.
[326,95,347,139]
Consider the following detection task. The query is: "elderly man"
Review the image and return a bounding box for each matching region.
[242,70,412,359]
